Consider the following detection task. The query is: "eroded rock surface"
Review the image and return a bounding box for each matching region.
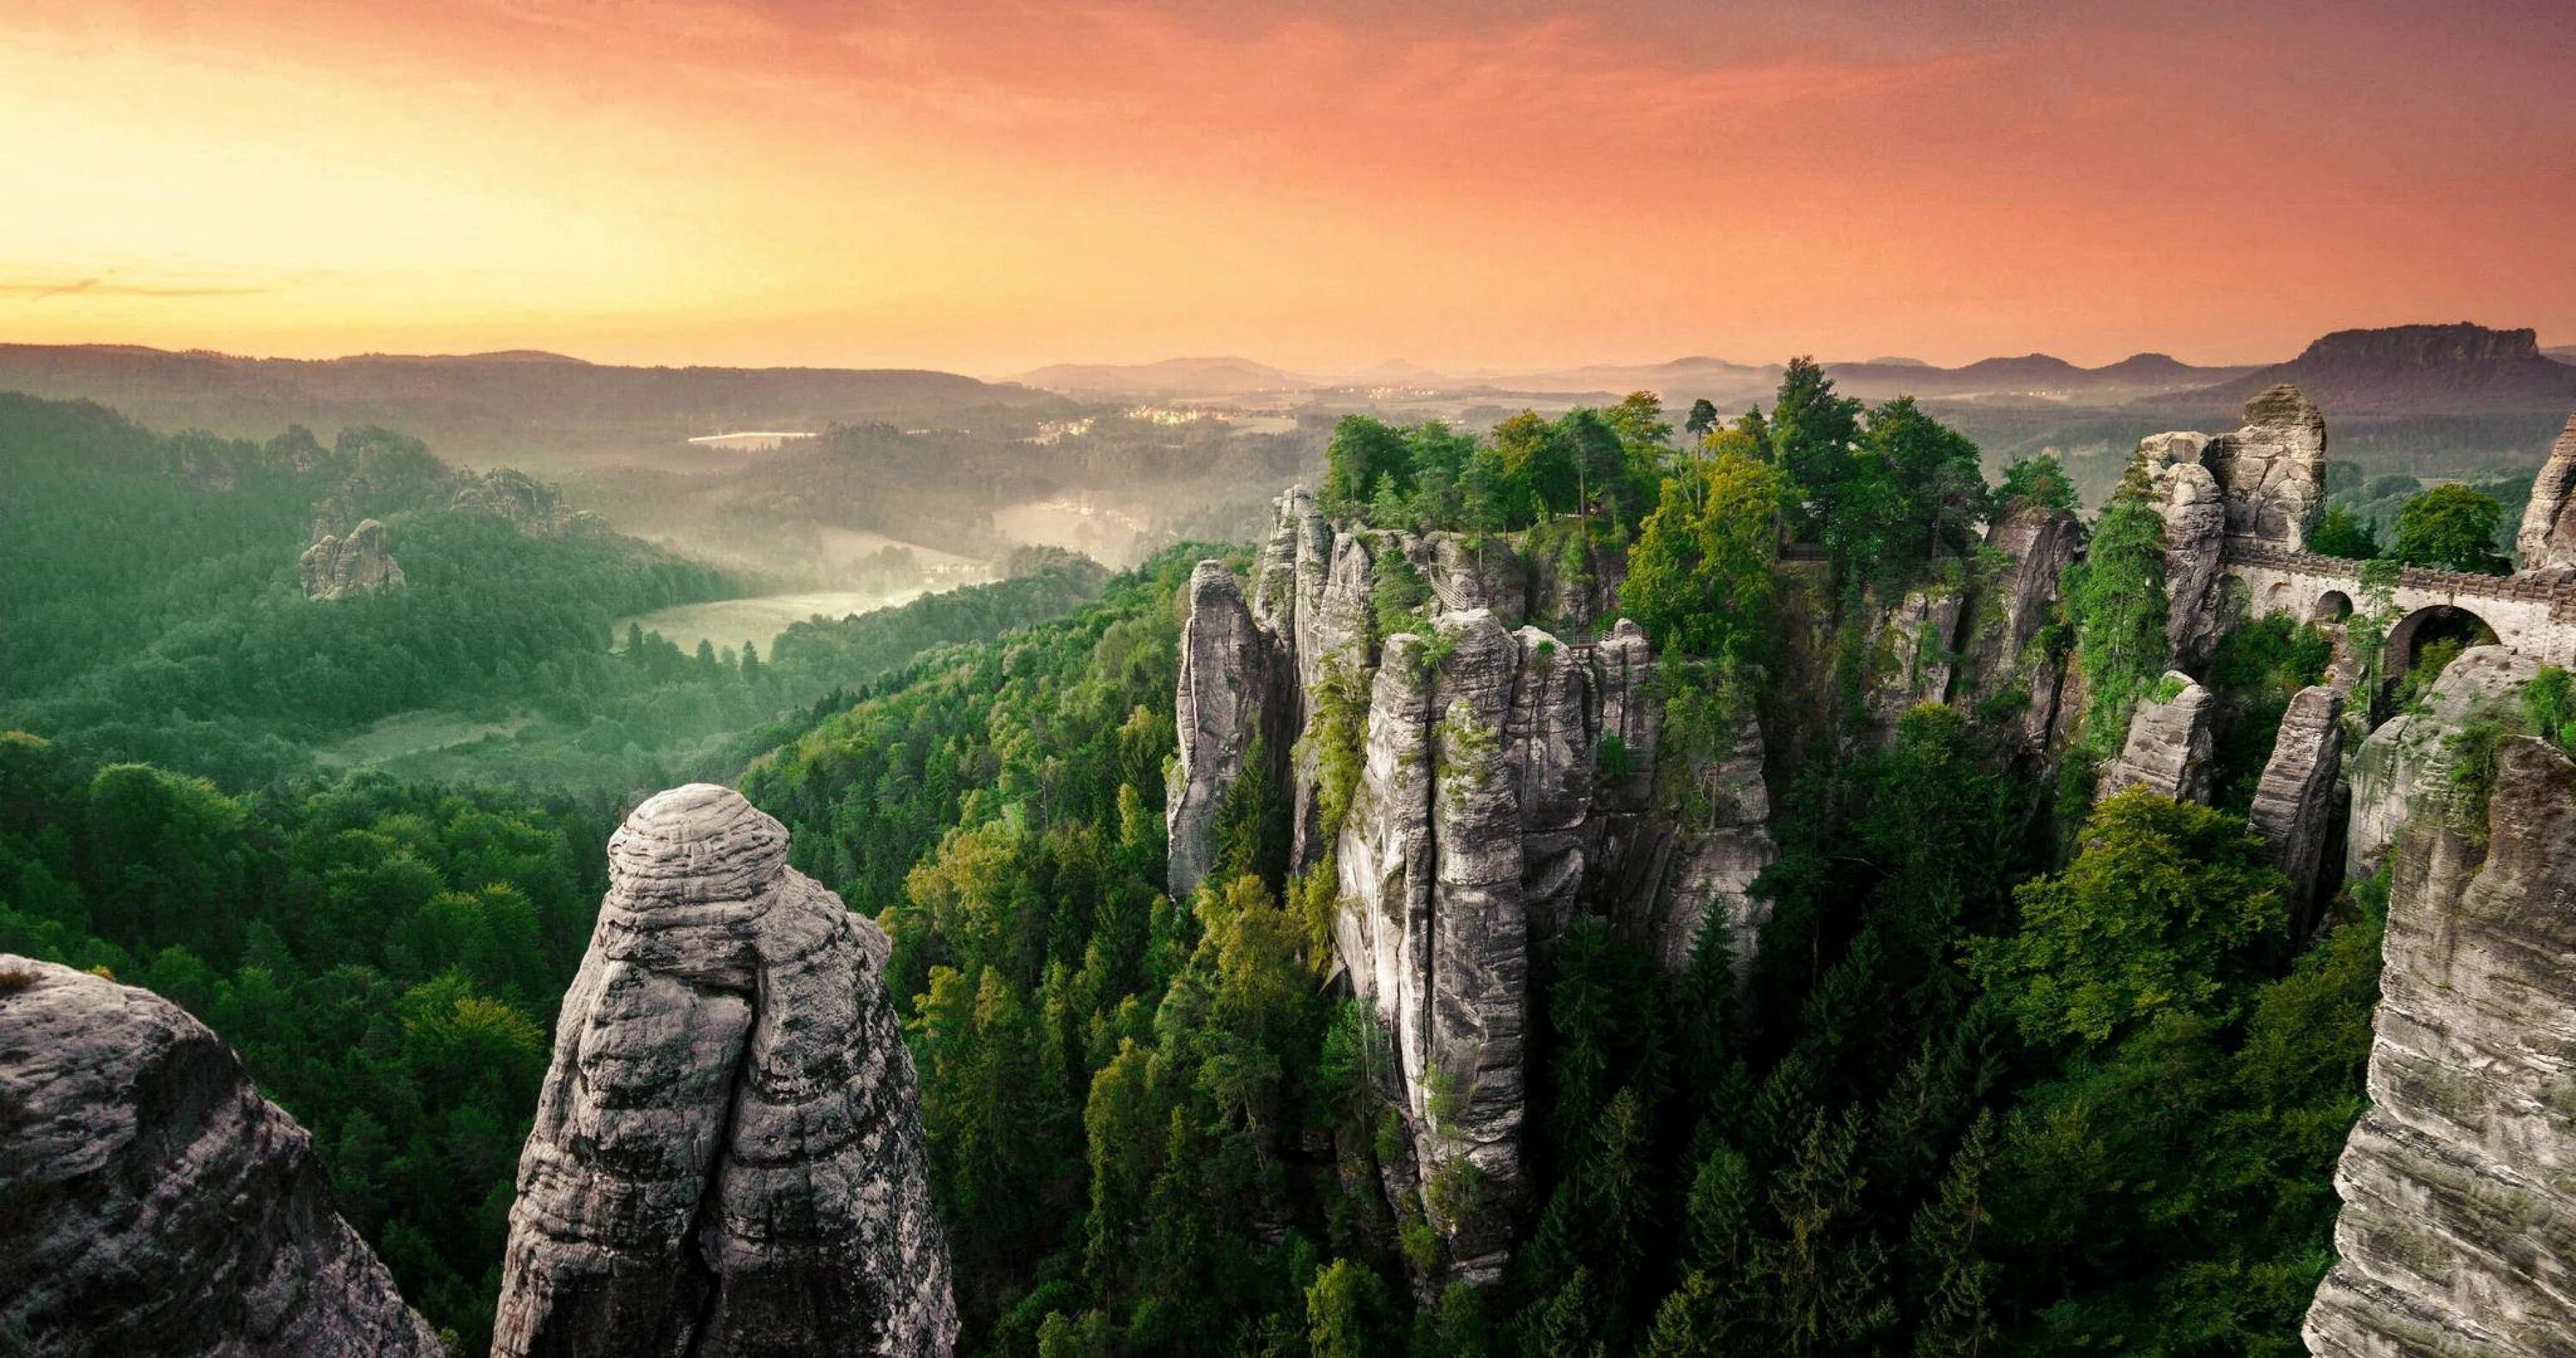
[2248,684,2345,916]
[0,956,441,1358]
[492,784,955,1358]
[299,518,405,600]
[2513,414,2576,573]
[1177,488,1777,1289]
[1959,503,2083,732]
[2345,646,2538,882]
[2140,385,2329,665]
[1168,561,1286,899]
[2098,673,2215,803]
[2305,737,2576,1355]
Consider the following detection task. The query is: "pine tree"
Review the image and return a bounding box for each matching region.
[1906,1112,2000,1358]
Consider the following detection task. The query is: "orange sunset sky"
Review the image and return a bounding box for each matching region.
[3,0,2571,373]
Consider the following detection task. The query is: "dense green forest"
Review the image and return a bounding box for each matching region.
[0,392,1115,793]
[2,366,2477,1354]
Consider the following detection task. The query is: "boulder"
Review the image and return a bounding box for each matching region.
[2246,685,2344,918]
[2512,414,2576,572]
[298,518,404,600]
[2344,646,2538,882]
[491,784,954,1358]
[0,956,441,1357]
[2098,673,2215,803]
[2305,737,2576,1355]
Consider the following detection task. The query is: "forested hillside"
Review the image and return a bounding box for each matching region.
[0,367,2445,1354]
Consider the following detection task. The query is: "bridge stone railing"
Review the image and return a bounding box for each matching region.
[2221,541,2576,620]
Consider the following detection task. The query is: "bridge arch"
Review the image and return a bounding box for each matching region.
[2312,590,2353,623]
[2385,603,2500,680]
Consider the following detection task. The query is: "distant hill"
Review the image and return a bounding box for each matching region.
[1821,352,2252,401]
[1011,356,1319,396]
[2547,343,2576,366]
[0,343,1066,467]
[2167,324,2576,414]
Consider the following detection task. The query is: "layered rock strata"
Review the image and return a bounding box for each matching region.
[0,956,441,1357]
[2247,684,2345,917]
[2098,673,2215,803]
[299,518,404,600]
[2513,413,2576,573]
[1176,489,1775,1287]
[492,784,955,1358]
[2344,646,2539,882]
[2305,736,2576,1355]
[2139,385,2329,666]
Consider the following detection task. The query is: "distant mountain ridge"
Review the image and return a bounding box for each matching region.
[2168,323,2576,414]
[0,343,1065,464]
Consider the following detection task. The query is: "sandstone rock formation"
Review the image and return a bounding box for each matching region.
[453,467,595,536]
[2305,736,2576,1355]
[1175,488,1776,1288]
[1168,561,1286,899]
[2098,673,2215,803]
[0,955,441,1357]
[492,784,955,1358]
[2344,645,2538,882]
[2139,385,2328,665]
[1959,503,2083,733]
[299,518,404,600]
[2246,685,2344,919]
[2140,435,2230,667]
[1865,582,1966,728]
[2512,413,2576,572]
[2205,385,2329,549]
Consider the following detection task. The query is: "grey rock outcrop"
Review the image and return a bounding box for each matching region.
[2305,736,2576,1356]
[1168,561,1286,899]
[1866,581,1968,728]
[1177,488,1777,1288]
[2344,646,2539,882]
[453,467,591,537]
[2098,673,2215,803]
[1959,504,2083,724]
[2512,413,2576,572]
[2139,385,2329,665]
[492,784,954,1358]
[2206,385,2329,549]
[2247,685,2344,916]
[299,518,404,600]
[2140,435,2230,668]
[0,956,441,1357]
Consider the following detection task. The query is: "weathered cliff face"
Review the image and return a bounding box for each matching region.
[0,955,442,1357]
[2306,736,2576,1356]
[1168,561,1287,900]
[2512,414,2576,572]
[2247,684,2345,918]
[299,517,405,600]
[2344,646,2539,882]
[2099,672,2215,803]
[1180,489,1776,1287]
[1865,580,1968,729]
[453,466,604,537]
[2140,384,2328,665]
[1959,504,2083,730]
[493,784,955,1358]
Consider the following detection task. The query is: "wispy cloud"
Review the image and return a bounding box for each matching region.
[0,275,270,301]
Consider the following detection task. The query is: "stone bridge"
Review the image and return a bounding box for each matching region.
[2223,541,2576,669]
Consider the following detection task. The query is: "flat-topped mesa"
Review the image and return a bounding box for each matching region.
[0,956,441,1357]
[493,783,956,1358]
[2306,736,2576,1355]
